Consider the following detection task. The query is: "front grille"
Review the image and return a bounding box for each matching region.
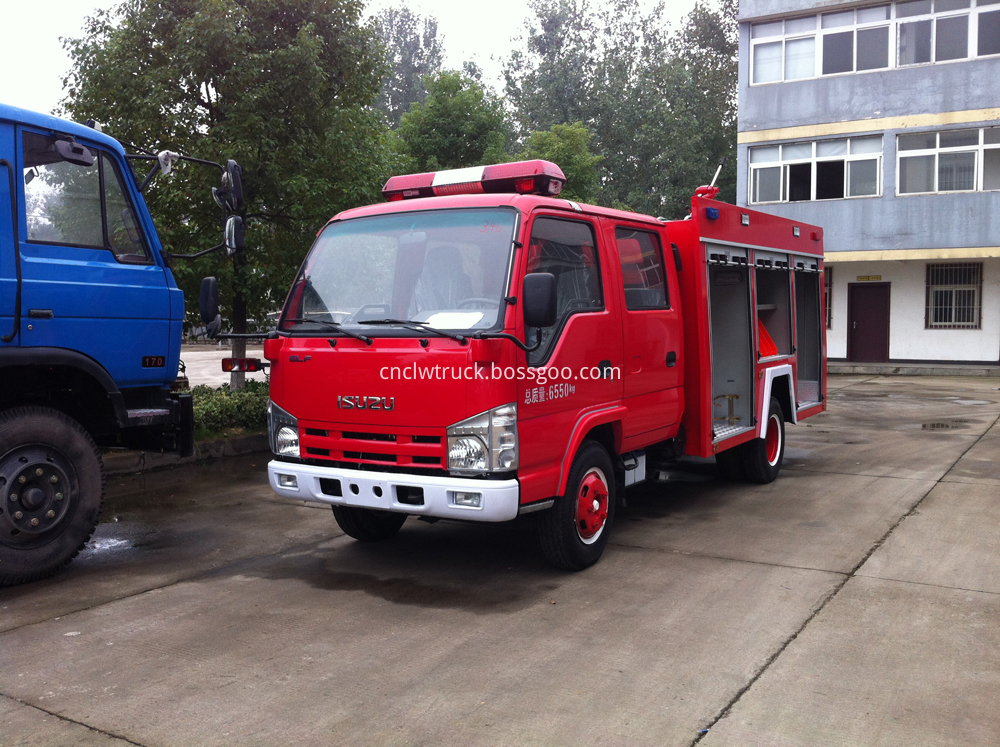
[298,423,446,470]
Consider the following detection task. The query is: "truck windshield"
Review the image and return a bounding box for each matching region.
[281,208,518,333]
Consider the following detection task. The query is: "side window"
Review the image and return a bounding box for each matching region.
[615,227,668,310]
[22,132,151,263]
[525,217,602,364]
[102,154,151,263]
[23,131,103,247]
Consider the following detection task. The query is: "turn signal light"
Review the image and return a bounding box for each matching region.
[222,357,268,372]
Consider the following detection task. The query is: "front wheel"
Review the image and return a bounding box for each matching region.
[538,440,616,570]
[332,506,407,541]
[0,407,105,586]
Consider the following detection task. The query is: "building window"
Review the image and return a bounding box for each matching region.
[749,0,1000,85]
[925,263,982,328]
[825,267,833,329]
[749,136,883,204]
[897,126,1000,194]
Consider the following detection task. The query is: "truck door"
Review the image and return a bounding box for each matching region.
[517,214,624,484]
[17,128,170,386]
[0,122,15,345]
[610,222,683,439]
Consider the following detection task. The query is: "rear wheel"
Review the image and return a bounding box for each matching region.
[742,397,785,484]
[332,506,407,541]
[538,440,616,570]
[0,407,105,586]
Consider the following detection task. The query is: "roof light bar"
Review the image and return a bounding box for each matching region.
[382,160,566,201]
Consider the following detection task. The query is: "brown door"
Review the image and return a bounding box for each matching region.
[848,283,890,362]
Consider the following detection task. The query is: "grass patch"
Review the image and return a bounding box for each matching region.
[191,379,269,434]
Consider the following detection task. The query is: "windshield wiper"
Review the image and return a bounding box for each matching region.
[282,317,372,345]
[358,318,468,345]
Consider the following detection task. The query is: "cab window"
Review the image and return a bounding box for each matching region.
[615,227,669,310]
[525,217,603,364]
[22,132,151,264]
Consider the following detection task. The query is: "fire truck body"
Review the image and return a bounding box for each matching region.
[262,161,825,569]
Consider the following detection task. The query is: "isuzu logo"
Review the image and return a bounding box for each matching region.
[338,395,395,411]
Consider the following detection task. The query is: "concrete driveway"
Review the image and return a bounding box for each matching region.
[1,375,998,746]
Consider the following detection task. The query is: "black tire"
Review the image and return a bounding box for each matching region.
[538,440,616,571]
[332,506,407,541]
[742,397,786,484]
[715,446,747,481]
[0,407,105,586]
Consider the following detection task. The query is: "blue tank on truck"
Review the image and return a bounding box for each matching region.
[0,103,245,585]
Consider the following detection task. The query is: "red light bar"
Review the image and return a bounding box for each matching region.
[382,160,566,201]
[222,357,268,372]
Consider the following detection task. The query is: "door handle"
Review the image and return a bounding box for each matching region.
[597,359,613,379]
[666,351,677,367]
[29,309,53,319]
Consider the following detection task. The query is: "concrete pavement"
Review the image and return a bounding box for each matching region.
[181,345,266,388]
[2,375,999,746]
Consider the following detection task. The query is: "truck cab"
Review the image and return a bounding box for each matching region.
[264,160,825,569]
[0,103,243,586]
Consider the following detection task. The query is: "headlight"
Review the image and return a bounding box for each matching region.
[447,403,518,473]
[268,400,299,458]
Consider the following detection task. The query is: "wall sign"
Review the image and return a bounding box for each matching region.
[856,275,882,281]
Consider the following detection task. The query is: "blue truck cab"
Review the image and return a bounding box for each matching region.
[0,104,243,585]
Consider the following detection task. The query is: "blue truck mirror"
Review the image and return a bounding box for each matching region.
[200,277,219,324]
[225,160,244,211]
[224,216,245,256]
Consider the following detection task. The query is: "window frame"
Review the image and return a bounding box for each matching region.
[896,126,1000,195]
[748,136,884,205]
[748,0,1000,87]
[524,213,605,367]
[20,129,153,265]
[614,226,670,311]
[924,262,983,329]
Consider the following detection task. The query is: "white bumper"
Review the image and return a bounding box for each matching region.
[268,460,521,522]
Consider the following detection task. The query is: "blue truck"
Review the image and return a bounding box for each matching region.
[0,103,243,585]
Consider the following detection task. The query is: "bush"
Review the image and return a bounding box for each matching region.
[191,380,269,434]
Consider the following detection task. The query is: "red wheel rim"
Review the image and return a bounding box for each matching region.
[576,468,609,544]
[765,413,781,466]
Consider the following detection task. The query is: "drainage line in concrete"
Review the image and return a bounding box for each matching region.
[688,401,1000,746]
[0,694,150,747]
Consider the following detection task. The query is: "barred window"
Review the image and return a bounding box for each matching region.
[825,266,833,328]
[925,263,982,328]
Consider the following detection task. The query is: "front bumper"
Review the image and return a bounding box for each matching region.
[268,461,520,522]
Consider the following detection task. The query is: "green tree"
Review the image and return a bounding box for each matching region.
[373,5,444,127]
[61,0,398,385]
[504,0,738,217]
[395,71,513,172]
[520,122,601,203]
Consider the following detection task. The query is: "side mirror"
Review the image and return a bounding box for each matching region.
[225,160,244,211]
[224,215,245,256]
[200,277,222,338]
[522,272,557,328]
[54,139,94,167]
[200,276,219,324]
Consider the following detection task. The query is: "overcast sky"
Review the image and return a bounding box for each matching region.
[0,0,699,117]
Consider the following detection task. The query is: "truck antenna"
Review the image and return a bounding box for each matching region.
[709,157,727,188]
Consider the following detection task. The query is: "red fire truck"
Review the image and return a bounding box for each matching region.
[218,160,826,570]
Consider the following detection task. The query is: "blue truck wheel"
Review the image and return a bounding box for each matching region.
[0,407,105,586]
